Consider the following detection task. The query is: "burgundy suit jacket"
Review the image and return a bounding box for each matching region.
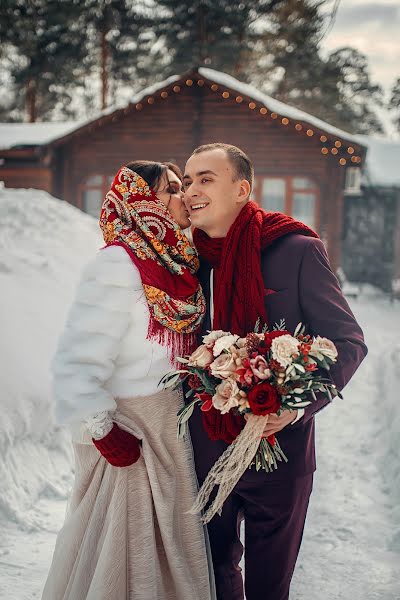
[189,233,368,482]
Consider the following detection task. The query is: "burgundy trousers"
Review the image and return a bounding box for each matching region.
[190,406,313,600]
[205,472,313,600]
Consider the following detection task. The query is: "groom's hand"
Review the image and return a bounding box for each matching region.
[260,411,297,437]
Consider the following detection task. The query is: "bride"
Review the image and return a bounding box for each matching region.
[42,160,216,600]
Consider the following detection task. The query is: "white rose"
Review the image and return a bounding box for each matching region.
[213,334,240,357]
[203,330,231,348]
[187,344,213,367]
[210,353,237,379]
[212,378,240,414]
[271,334,300,367]
[309,336,338,361]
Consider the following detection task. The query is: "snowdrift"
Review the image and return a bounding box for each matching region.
[0,188,101,526]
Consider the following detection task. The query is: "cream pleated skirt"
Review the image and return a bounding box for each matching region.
[42,387,216,600]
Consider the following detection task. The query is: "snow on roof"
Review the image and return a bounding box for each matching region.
[0,69,363,152]
[199,68,364,146]
[0,122,82,150]
[355,135,400,188]
[129,73,181,104]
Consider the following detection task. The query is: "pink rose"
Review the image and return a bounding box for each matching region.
[212,378,240,414]
[249,355,271,380]
[210,353,237,379]
[188,344,213,368]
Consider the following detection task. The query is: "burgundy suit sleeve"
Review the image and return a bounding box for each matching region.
[298,238,368,424]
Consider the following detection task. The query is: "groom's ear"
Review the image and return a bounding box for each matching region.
[237,179,251,203]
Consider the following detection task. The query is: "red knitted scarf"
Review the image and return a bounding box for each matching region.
[194,201,318,444]
[194,201,319,336]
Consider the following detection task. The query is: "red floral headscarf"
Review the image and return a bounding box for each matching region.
[100,166,206,359]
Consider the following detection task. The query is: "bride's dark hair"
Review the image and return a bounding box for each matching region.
[125,160,183,191]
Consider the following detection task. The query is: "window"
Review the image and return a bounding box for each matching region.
[344,167,361,195]
[261,179,286,213]
[79,174,113,218]
[256,176,319,230]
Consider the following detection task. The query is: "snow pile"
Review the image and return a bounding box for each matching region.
[0,188,101,526]
[382,343,400,549]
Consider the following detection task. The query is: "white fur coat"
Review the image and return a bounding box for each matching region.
[52,245,171,430]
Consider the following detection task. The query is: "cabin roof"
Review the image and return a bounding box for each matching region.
[0,68,366,155]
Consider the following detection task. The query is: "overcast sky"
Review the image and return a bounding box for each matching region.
[321,0,400,137]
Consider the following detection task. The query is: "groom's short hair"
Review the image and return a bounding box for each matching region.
[191,143,254,192]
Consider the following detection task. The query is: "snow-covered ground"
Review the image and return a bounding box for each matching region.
[0,188,399,599]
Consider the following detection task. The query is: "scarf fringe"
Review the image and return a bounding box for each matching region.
[147,317,197,365]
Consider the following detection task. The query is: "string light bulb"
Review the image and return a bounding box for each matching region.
[222,91,230,98]
[173,85,181,93]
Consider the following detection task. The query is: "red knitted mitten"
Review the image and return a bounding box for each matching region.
[92,423,141,467]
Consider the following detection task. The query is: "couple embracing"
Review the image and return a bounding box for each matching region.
[43,143,367,600]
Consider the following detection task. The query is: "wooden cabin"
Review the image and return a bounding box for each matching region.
[0,67,367,271]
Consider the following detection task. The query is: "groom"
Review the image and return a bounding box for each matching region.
[183,143,367,600]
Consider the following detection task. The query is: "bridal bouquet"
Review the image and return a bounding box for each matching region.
[161,321,341,522]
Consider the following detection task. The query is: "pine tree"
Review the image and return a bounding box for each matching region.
[326,47,384,134]
[77,0,149,110]
[388,77,400,134]
[251,0,326,99]
[0,0,86,121]
[150,0,285,79]
[249,1,384,135]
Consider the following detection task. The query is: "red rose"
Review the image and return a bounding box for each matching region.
[264,330,290,351]
[247,382,281,416]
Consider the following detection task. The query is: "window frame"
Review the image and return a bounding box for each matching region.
[254,175,320,231]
